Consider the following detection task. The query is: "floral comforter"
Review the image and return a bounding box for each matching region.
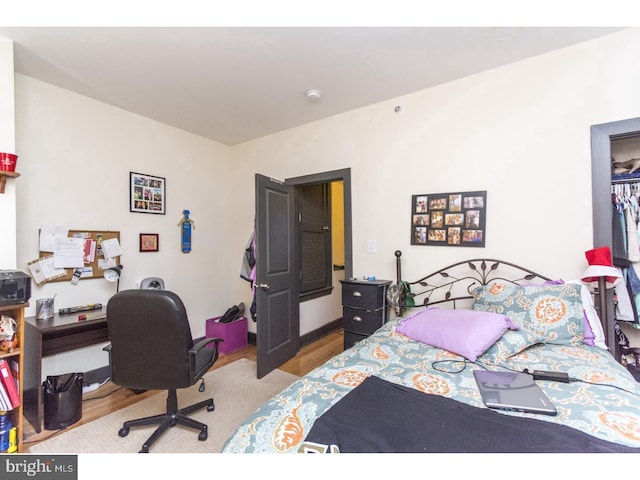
[221,319,640,453]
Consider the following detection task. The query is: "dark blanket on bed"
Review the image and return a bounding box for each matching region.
[302,375,640,453]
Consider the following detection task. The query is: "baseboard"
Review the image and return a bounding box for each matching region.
[247,318,342,347]
[300,318,342,347]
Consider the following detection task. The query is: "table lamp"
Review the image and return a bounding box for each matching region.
[104,265,124,292]
[581,247,622,352]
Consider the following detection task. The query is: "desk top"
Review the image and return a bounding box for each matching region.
[25,309,107,333]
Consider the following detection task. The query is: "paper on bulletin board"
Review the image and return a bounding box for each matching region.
[27,255,66,285]
[83,239,96,263]
[53,237,85,268]
[39,225,69,252]
[101,237,122,259]
[98,258,117,270]
[79,266,94,278]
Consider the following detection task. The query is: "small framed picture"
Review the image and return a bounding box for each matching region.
[140,233,159,252]
[130,172,166,214]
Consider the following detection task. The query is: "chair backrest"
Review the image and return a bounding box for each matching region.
[106,289,195,390]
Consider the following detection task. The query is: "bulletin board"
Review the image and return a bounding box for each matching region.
[38,229,121,283]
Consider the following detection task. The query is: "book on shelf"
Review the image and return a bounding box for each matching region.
[9,358,19,394]
[0,377,10,410]
[0,358,19,409]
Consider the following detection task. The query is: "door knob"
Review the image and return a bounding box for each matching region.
[258,283,270,290]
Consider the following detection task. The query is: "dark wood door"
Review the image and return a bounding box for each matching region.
[255,174,300,378]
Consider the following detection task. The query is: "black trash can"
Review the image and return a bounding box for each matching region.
[43,372,83,430]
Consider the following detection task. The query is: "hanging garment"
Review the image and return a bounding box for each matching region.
[626,207,640,262]
[240,231,256,288]
[615,276,638,323]
[613,200,631,268]
[629,264,640,296]
[239,229,257,322]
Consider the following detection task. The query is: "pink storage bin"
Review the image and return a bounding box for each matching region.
[205,316,248,354]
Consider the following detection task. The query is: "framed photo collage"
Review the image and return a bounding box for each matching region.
[411,190,486,247]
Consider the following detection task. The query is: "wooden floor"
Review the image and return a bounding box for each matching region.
[21,328,344,451]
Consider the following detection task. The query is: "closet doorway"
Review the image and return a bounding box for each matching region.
[591,116,640,354]
[591,117,640,247]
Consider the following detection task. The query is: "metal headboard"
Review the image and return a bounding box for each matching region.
[389,250,553,313]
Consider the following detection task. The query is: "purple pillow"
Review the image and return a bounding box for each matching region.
[396,308,518,361]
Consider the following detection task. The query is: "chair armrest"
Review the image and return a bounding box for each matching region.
[190,337,223,355]
[190,337,223,382]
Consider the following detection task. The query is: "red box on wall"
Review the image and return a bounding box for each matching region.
[205,316,248,354]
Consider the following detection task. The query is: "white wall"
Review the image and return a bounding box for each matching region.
[7,28,640,377]
[229,28,640,302]
[0,38,17,269]
[14,75,234,377]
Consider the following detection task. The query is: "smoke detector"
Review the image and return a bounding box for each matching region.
[305,89,322,102]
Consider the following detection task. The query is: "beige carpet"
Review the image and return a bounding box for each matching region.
[27,359,299,454]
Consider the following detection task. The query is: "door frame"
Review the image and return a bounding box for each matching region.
[590,116,640,355]
[286,167,353,280]
[591,116,640,248]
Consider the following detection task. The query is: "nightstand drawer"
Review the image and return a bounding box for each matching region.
[341,282,386,309]
[342,306,384,335]
[344,330,369,349]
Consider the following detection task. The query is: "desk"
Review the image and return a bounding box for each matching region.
[23,310,109,433]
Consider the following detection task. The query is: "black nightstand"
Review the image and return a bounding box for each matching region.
[341,279,392,349]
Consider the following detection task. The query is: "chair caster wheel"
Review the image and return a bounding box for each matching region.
[118,427,129,437]
[199,383,205,392]
[199,430,208,441]
[139,447,149,453]
[207,404,215,412]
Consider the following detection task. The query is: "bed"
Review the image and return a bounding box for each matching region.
[221,253,640,453]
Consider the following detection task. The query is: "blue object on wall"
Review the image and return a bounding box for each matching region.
[178,210,195,253]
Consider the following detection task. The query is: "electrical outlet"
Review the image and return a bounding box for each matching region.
[367,240,377,254]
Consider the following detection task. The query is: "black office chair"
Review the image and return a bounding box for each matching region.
[105,289,223,453]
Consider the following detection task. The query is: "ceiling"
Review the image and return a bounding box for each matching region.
[0,26,627,146]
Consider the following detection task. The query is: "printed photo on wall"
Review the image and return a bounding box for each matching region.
[410,190,486,247]
[130,172,166,214]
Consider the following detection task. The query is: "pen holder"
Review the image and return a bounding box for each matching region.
[36,298,55,320]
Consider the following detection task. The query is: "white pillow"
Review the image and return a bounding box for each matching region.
[567,280,607,350]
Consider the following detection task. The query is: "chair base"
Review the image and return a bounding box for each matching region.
[118,388,215,453]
